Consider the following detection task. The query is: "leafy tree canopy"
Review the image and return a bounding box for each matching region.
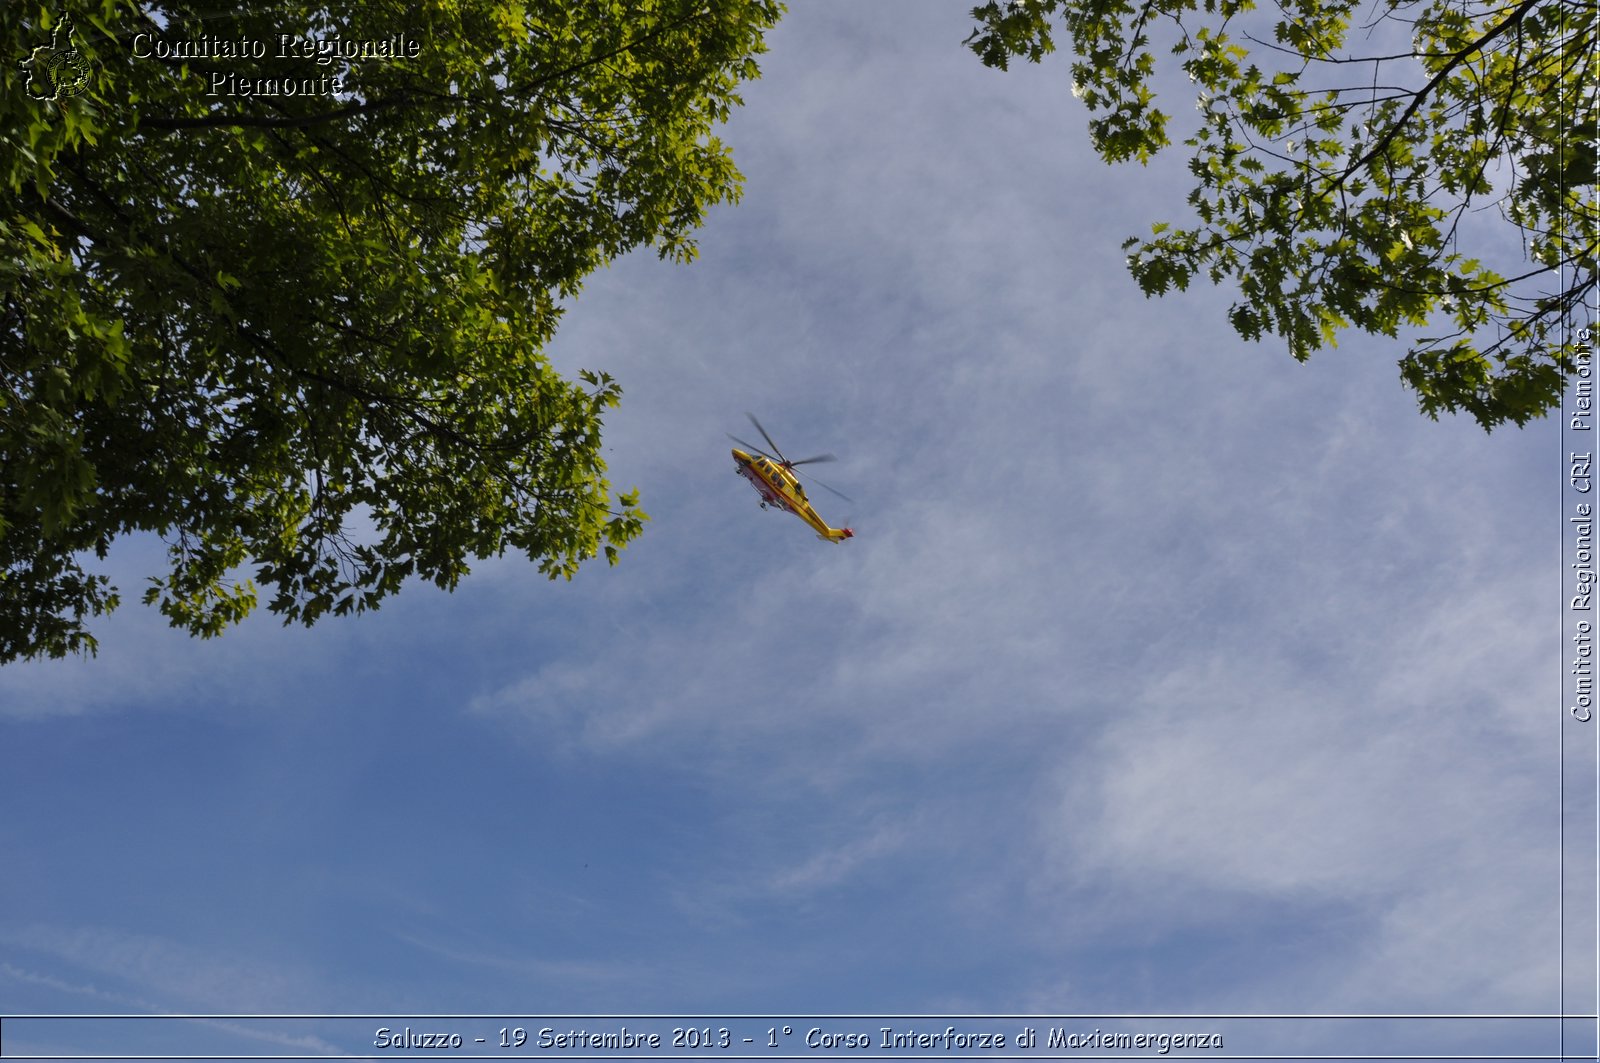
[966,0,1597,429]
[2,0,783,663]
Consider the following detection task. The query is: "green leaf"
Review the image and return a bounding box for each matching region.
[966,0,1592,432]
[0,0,782,662]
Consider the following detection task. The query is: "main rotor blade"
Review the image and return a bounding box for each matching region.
[745,412,786,464]
[786,453,837,467]
[794,468,853,504]
[727,433,776,459]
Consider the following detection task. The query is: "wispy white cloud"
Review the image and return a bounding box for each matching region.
[1032,554,1551,1009]
[1,923,324,1012]
[0,936,341,1053]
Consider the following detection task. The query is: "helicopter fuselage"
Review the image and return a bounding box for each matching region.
[731,449,851,542]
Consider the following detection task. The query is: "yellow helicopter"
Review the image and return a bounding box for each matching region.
[729,413,854,543]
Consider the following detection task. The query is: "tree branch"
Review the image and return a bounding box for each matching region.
[1328,0,1539,194]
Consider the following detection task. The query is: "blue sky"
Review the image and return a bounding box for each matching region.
[0,3,1585,1059]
